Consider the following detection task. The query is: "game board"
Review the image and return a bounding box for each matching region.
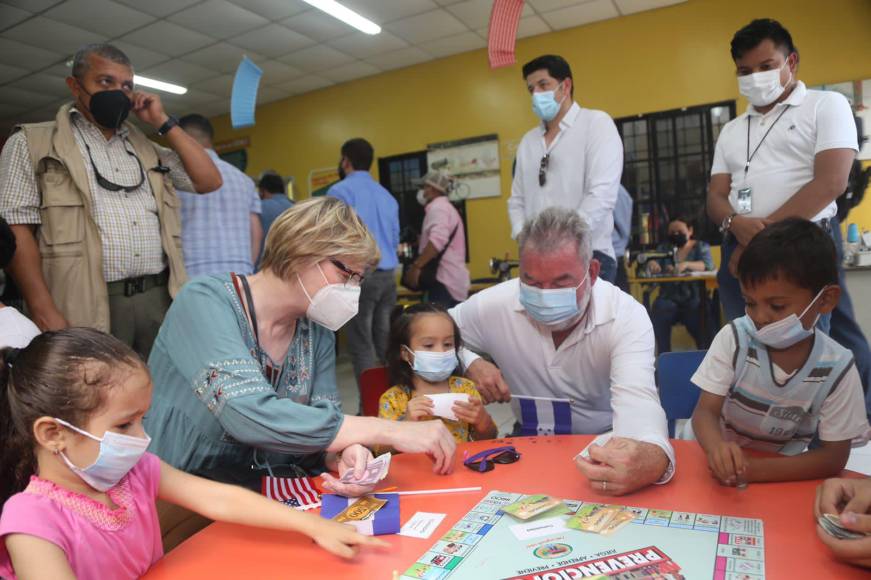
[401,491,765,580]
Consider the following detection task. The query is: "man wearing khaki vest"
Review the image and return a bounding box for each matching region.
[0,43,221,358]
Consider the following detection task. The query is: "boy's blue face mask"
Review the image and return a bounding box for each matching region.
[745,286,827,349]
[519,272,588,326]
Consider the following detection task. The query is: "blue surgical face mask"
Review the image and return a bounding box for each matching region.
[531,83,566,122]
[54,417,151,492]
[745,286,827,349]
[519,273,588,327]
[405,346,457,383]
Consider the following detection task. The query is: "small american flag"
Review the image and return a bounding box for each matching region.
[488,0,525,68]
[261,476,321,510]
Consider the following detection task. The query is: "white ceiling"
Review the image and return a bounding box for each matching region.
[0,0,686,134]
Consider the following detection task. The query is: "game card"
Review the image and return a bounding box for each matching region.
[599,510,636,536]
[501,495,562,520]
[333,496,386,523]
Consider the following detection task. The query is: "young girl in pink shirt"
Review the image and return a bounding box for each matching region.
[0,328,386,579]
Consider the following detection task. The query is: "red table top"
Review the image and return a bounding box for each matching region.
[144,435,866,579]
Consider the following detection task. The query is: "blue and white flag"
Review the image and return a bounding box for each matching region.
[321,493,400,536]
[511,395,573,436]
[231,56,262,129]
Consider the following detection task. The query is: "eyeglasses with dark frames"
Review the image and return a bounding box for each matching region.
[82,141,146,193]
[329,258,365,286]
[463,446,521,473]
[538,154,549,187]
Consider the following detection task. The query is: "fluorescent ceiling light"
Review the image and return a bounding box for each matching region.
[134,75,187,95]
[302,0,381,35]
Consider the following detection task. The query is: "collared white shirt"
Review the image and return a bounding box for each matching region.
[450,278,675,478]
[508,102,624,258]
[711,81,858,221]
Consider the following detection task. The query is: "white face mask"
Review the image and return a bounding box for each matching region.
[746,286,827,349]
[738,60,791,108]
[54,418,151,492]
[298,263,361,331]
[416,189,427,206]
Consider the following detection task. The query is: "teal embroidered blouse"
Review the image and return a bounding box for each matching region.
[145,275,344,487]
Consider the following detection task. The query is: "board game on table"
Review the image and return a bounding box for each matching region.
[401,490,765,580]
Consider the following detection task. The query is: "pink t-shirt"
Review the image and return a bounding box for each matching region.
[0,452,163,579]
[420,196,470,301]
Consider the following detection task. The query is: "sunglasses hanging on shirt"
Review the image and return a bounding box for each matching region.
[538,154,550,187]
[82,140,146,193]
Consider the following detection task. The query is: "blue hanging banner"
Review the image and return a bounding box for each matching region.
[231,56,262,129]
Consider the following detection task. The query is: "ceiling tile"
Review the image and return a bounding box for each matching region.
[540,0,619,30]
[281,9,359,42]
[182,42,265,74]
[111,41,170,70]
[197,99,230,117]
[340,0,438,24]
[432,0,463,5]
[328,30,408,59]
[1,16,105,56]
[176,88,223,106]
[614,0,686,15]
[418,31,485,58]
[0,62,29,84]
[320,61,380,83]
[386,9,467,44]
[43,0,155,36]
[0,4,32,29]
[257,59,304,84]
[114,0,204,18]
[274,75,334,95]
[257,85,291,104]
[446,0,533,30]
[226,0,309,21]
[191,74,235,97]
[8,72,68,95]
[527,0,587,11]
[516,15,553,39]
[122,21,215,57]
[0,38,64,69]
[230,23,314,58]
[1,86,61,108]
[0,103,27,119]
[364,46,431,71]
[140,59,217,85]
[0,0,62,10]
[278,45,354,72]
[169,0,269,38]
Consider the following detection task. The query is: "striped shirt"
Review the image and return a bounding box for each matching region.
[0,108,193,282]
[692,317,868,455]
[179,150,261,277]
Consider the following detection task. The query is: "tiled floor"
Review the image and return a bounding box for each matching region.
[335,353,516,435]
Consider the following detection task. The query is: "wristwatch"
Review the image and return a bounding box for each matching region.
[719,212,737,235]
[157,115,179,136]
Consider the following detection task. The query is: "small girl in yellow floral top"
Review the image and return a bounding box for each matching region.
[379,303,497,445]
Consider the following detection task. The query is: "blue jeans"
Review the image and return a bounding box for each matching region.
[594,251,617,284]
[651,297,713,353]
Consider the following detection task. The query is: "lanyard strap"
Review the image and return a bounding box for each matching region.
[237,274,260,349]
[745,105,791,175]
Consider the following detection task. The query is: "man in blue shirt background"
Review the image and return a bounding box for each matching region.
[256,171,293,267]
[328,138,399,408]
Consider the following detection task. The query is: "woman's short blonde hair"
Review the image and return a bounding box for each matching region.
[260,196,380,281]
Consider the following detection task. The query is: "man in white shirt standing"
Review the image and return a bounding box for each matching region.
[452,207,673,496]
[707,18,871,402]
[508,55,624,283]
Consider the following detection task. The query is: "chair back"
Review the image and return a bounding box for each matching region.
[656,350,707,438]
[360,366,390,417]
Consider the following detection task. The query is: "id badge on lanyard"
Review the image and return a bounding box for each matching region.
[736,185,753,214]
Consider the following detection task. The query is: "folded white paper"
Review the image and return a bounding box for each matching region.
[509,516,569,540]
[399,512,447,539]
[425,393,470,421]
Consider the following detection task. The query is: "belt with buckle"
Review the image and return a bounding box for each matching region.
[107,270,169,298]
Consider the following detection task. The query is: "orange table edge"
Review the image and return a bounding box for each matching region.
[144,436,866,579]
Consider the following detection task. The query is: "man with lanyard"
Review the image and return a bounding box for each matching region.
[508,54,624,283]
[707,19,871,399]
[0,43,221,358]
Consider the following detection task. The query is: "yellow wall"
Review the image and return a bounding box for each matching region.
[212,0,871,279]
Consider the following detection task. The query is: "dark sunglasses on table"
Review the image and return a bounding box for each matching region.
[329,258,365,286]
[463,446,521,473]
[538,154,549,187]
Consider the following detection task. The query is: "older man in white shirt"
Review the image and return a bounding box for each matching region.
[508,54,623,283]
[453,207,673,495]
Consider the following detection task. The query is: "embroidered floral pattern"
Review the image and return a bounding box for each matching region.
[24,475,135,531]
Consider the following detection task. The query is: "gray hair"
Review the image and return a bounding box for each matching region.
[518,207,593,264]
[71,44,132,80]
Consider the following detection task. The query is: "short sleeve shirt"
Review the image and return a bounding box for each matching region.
[378,377,482,444]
